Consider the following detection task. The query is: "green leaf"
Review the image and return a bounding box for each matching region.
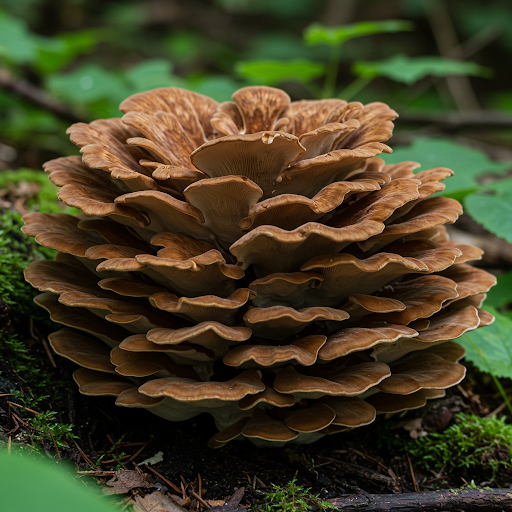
[381,138,511,197]
[0,451,115,512]
[304,20,413,47]
[47,64,129,105]
[186,75,241,102]
[465,191,512,244]
[459,308,512,380]
[353,55,491,85]
[35,30,99,75]
[236,59,325,85]
[125,59,176,92]
[0,12,39,63]
[485,271,512,309]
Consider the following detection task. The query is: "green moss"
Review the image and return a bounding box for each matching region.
[254,480,336,512]
[408,412,512,478]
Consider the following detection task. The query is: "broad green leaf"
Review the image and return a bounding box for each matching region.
[125,59,176,92]
[353,55,491,85]
[47,64,129,105]
[465,191,512,244]
[304,20,413,47]
[381,138,511,197]
[0,451,115,512]
[485,271,512,309]
[0,12,38,63]
[35,30,99,75]
[459,308,512,380]
[165,30,203,63]
[236,59,325,85]
[187,75,241,102]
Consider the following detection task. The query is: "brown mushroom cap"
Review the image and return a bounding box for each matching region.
[138,370,265,407]
[284,404,336,432]
[319,397,376,427]
[241,408,298,443]
[273,363,391,399]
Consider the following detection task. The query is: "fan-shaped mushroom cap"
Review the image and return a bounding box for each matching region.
[319,397,376,427]
[35,293,127,348]
[319,324,417,362]
[273,363,391,399]
[223,335,327,368]
[377,353,466,395]
[241,408,298,444]
[238,386,296,410]
[365,391,427,413]
[149,288,255,325]
[49,329,115,373]
[191,131,304,198]
[208,418,250,448]
[243,306,348,340]
[284,404,336,432]
[73,368,134,396]
[138,370,265,408]
[22,212,103,257]
[110,346,198,379]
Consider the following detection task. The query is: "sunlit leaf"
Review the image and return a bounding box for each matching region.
[304,20,413,47]
[485,271,512,309]
[0,12,39,63]
[187,75,241,102]
[35,30,99,75]
[459,308,512,380]
[465,190,512,244]
[236,59,325,85]
[47,64,129,105]
[353,54,491,85]
[381,138,511,198]
[125,59,176,92]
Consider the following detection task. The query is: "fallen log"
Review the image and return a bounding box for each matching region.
[327,487,512,511]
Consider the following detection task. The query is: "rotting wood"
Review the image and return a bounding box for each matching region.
[326,488,512,511]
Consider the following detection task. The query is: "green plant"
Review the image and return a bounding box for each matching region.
[255,480,336,512]
[408,412,512,479]
[236,20,489,101]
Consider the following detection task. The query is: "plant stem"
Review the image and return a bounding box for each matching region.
[322,44,342,98]
[338,76,372,101]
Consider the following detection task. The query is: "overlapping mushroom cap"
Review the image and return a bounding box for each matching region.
[23,85,495,447]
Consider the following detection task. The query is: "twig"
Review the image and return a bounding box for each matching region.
[189,489,211,509]
[7,401,41,416]
[47,426,61,460]
[0,67,83,124]
[73,440,94,466]
[144,464,182,494]
[486,401,508,418]
[406,452,419,492]
[349,447,389,472]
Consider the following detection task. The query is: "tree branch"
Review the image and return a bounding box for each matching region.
[0,68,83,124]
[327,487,512,511]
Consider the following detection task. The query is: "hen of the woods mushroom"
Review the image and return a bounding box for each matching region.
[23,85,495,447]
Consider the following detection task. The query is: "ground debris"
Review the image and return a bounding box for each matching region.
[103,470,151,495]
[131,490,188,512]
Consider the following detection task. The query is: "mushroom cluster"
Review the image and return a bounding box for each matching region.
[23,86,495,446]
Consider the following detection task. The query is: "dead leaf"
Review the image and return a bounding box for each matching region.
[132,491,188,512]
[103,470,149,495]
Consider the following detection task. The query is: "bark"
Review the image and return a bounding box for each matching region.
[327,488,512,511]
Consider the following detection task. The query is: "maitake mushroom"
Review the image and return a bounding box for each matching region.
[23,86,495,447]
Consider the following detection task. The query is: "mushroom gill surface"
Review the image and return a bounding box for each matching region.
[23,85,495,447]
